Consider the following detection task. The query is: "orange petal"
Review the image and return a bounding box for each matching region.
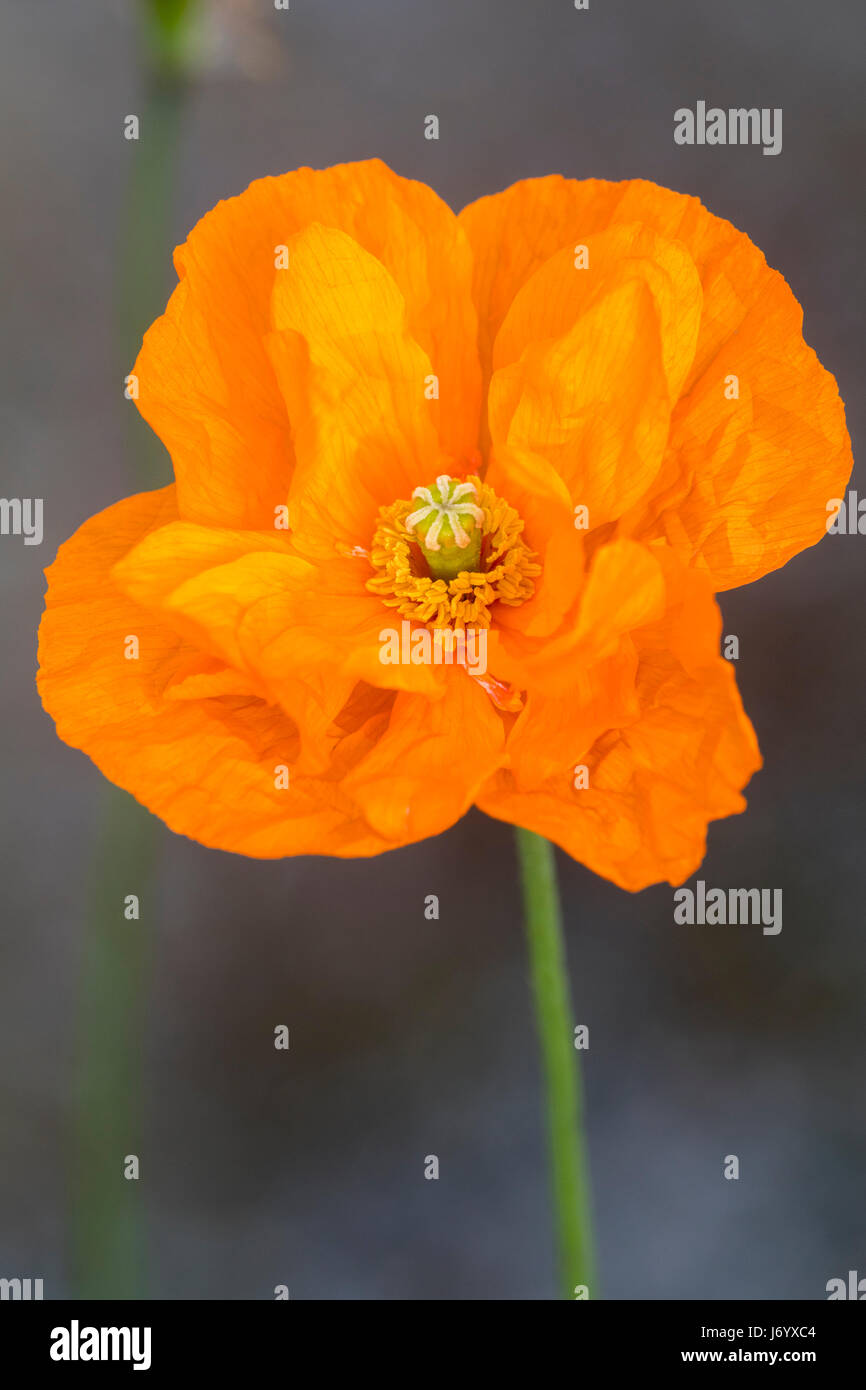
[164,656,261,702]
[503,643,641,790]
[267,223,442,556]
[135,159,480,528]
[488,276,672,528]
[132,272,293,530]
[485,446,583,640]
[342,673,505,843]
[623,275,853,588]
[492,224,703,402]
[36,487,412,857]
[114,519,297,622]
[236,557,448,702]
[461,174,852,588]
[477,552,761,889]
[492,538,666,698]
[116,529,445,757]
[460,175,764,401]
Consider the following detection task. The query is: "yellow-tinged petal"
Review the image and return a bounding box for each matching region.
[135,158,480,529]
[342,673,506,843]
[623,276,853,588]
[492,537,666,698]
[462,174,852,590]
[117,532,445,749]
[460,175,765,401]
[485,447,583,639]
[39,166,845,877]
[36,488,428,856]
[492,224,703,403]
[478,553,761,889]
[267,223,442,556]
[489,277,672,527]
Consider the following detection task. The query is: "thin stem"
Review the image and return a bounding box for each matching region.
[515,827,597,1299]
[70,1,198,1299]
[72,798,159,1299]
[116,73,190,487]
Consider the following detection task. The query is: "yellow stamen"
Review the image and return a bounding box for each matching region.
[367,473,540,629]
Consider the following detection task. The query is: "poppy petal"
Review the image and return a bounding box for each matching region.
[135,158,480,529]
[478,552,761,889]
[267,223,442,554]
[625,277,853,588]
[342,673,506,843]
[489,276,672,528]
[461,174,851,590]
[37,488,432,856]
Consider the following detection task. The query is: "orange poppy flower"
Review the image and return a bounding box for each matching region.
[37,160,851,889]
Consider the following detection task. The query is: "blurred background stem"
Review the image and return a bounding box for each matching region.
[72,801,160,1298]
[120,0,199,485]
[71,0,199,1300]
[515,828,597,1300]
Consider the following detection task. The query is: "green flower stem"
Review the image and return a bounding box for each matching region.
[140,0,200,82]
[515,827,597,1299]
[119,5,198,485]
[71,0,198,1299]
[72,799,159,1299]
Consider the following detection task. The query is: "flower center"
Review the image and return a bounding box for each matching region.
[406,474,485,580]
[366,473,540,628]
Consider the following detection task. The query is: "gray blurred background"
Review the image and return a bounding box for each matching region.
[1,0,863,1299]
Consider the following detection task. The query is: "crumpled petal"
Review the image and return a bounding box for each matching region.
[113,523,446,770]
[484,446,583,640]
[621,278,852,588]
[460,175,765,397]
[36,488,403,856]
[38,165,845,879]
[266,223,442,557]
[489,276,672,528]
[490,537,665,698]
[341,672,505,843]
[477,551,762,889]
[461,175,852,589]
[491,224,703,402]
[134,159,480,528]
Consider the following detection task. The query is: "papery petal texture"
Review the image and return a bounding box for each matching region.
[37,163,851,885]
